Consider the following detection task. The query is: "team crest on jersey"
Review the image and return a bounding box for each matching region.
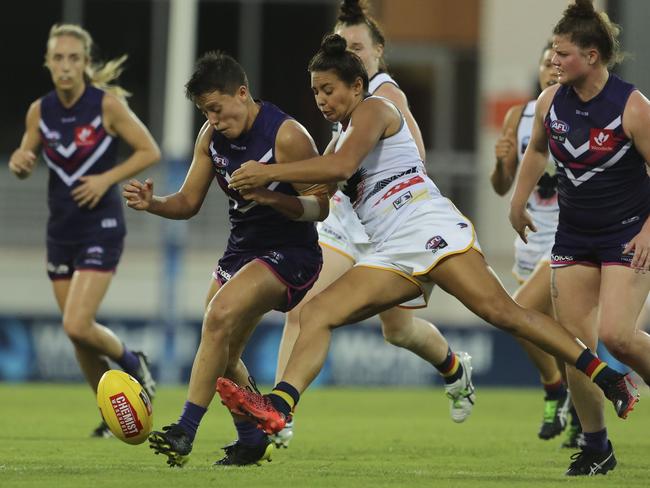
[75,125,97,146]
[425,235,448,253]
[589,129,615,152]
[550,119,570,143]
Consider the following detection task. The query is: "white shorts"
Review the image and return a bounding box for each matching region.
[356,197,481,308]
[512,210,558,282]
[317,194,369,262]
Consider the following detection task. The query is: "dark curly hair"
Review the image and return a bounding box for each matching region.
[553,0,623,67]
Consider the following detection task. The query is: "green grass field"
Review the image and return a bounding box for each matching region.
[0,384,648,487]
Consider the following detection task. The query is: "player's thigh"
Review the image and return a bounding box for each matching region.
[206,259,287,328]
[599,265,650,341]
[63,271,113,327]
[378,306,414,331]
[426,248,522,325]
[51,279,71,313]
[303,265,421,328]
[551,265,601,347]
[204,277,222,309]
[513,261,553,316]
[287,244,354,320]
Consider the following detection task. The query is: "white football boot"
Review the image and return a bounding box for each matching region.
[269,418,294,448]
[444,351,476,423]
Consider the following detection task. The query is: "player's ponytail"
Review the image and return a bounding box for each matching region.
[553,0,624,67]
[309,34,369,91]
[46,24,131,100]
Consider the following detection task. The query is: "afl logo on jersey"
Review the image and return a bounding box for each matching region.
[75,125,97,146]
[550,119,569,143]
[425,235,448,253]
[45,131,62,148]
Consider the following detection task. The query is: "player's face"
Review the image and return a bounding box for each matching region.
[311,70,363,123]
[551,35,591,85]
[46,35,88,92]
[196,87,248,139]
[336,24,382,77]
[538,48,558,90]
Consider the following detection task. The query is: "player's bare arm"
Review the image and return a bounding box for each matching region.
[72,93,161,209]
[8,100,41,179]
[124,122,213,218]
[621,90,650,270]
[491,104,524,196]
[509,85,559,242]
[229,98,396,189]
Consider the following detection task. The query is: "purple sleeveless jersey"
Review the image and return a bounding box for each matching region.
[209,101,322,311]
[546,74,649,235]
[39,85,124,243]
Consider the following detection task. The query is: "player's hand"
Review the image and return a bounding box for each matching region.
[123,178,154,211]
[71,174,112,209]
[229,161,271,190]
[8,149,36,179]
[623,227,650,273]
[239,187,275,205]
[509,204,537,244]
[494,128,517,168]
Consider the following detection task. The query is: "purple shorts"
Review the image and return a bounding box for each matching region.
[213,243,323,312]
[46,238,124,280]
[550,221,643,268]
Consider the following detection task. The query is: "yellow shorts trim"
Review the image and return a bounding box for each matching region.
[319,241,356,264]
[355,263,427,308]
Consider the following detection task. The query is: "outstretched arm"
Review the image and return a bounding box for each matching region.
[123,122,213,219]
[228,98,395,189]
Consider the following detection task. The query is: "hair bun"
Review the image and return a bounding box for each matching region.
[567,0,596,19]
[320,34,348,56]
[338,0,366,24]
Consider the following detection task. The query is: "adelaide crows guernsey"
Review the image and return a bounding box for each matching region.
[209,101,317,251]
[39,85,124,243]
[546,74,649,234]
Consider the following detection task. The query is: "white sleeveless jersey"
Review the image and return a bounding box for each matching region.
[336,96,438,242]
[322,72,402,247]
[517,100,559,216]
[512,100,559,280]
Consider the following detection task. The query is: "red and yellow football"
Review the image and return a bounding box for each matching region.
[97,370,153,445]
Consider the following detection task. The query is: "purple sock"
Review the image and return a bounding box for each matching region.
[177,401,207,442]
[116,346,140,375]
[583,428,608,453]
[235,420,267,446]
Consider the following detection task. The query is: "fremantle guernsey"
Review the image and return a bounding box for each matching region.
[209,101,317,251]
[39,85,124,243]
[546,74,650,234]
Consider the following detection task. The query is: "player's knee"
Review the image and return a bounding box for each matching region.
[600,329,634,360]
[475,299,519,335]
[62,316,91,343]
[202,302,237,340]
[300,298,338,331]
[381,320,411,347]
[285,307,302,332]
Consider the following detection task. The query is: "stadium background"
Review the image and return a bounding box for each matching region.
[1,0,649,387]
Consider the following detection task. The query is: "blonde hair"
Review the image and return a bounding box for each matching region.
[46,24,131,99]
